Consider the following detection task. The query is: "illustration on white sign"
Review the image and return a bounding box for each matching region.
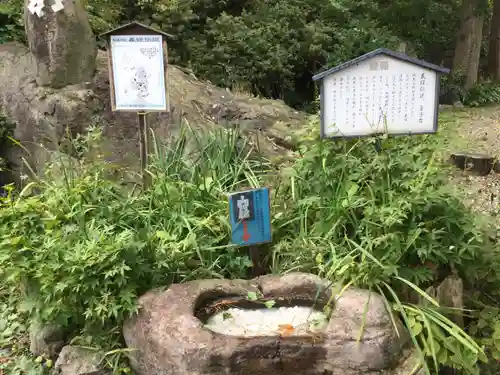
[131,66,150,99]
[27,0,65,17]
[110,35,167,110]
[236,196,250,220]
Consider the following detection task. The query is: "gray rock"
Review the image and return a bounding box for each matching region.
[123,272,417,375]
[434,275,464,327]
[54,345,108,375]
[24,0,97,88]
[29,320,65,357]
[0,42,98,185]
[452,100,465,109]
[0,40,304,186]
[439,104,453,112]
[385,348,425,375]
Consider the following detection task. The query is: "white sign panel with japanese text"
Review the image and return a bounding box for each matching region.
[321,55,438,137]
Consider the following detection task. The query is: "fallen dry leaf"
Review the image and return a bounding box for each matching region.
[277,324,295,336]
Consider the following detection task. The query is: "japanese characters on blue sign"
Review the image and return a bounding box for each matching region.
[228,187,271,246]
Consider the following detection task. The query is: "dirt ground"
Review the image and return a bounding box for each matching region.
[438,105,500,226]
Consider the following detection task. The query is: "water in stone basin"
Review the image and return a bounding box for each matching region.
[204,306,328,337]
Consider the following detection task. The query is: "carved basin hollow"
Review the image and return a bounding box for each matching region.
[123,273,420,375]
[195,292,330,337]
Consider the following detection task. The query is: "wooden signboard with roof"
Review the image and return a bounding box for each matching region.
[100,21,172,112]
[312,48,450,139]
[100,22,173,186]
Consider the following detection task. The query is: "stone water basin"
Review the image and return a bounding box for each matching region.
[123,273,422,375]
[200,292,329,338]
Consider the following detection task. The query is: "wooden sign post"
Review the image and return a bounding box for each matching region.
[100,22,172,188]
[228,187,272,277]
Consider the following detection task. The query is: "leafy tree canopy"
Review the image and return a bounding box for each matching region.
[0,0,471,108]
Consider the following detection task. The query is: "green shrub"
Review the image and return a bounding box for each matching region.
[270,126,488,373]
[0,126,267,329]
[440,73,466,105]
[440,73,500,107]
[463,81,500,107]
[0,0,24,44]
[272,131,484,282]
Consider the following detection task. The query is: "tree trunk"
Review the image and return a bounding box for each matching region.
[489,0,500,80]
[452,0,484,90]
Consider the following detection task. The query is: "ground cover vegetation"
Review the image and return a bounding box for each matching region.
[0,118,497,374]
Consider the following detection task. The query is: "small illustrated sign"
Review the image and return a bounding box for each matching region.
[312,48,450,138]
[110,35,167,111]
[228,187,271,246]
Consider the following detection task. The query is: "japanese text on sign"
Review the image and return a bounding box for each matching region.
[320,55,437,137]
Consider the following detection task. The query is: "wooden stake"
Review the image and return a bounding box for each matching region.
[138,112,150,188]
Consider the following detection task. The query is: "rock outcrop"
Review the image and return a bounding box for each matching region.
[123,273,422,375]
[29,319,66,358]
[54,345,109,375]
[24,0,97,88]
[0,42,305,183]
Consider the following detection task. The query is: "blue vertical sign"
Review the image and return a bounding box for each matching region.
[228,187,272,246]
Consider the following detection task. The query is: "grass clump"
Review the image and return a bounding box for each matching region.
[0,127,266,327]
[0,120,497,374]
[270,132,489,374]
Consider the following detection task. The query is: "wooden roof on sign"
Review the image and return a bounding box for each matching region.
[312,48,450,81]
[99,21,174,38]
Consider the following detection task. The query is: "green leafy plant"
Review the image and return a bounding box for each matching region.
[69,331,133,374]
[269,125,488,373]
[1,355,49,375]
[0,124,270,372]
[0,288,49,375]
[465,295,500,375]
[246,291,276,309]
[470,306,500,361]
[463,81,500,107]
[0,124,265,331]
[0,298,27,349]
[0,0,24,44]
